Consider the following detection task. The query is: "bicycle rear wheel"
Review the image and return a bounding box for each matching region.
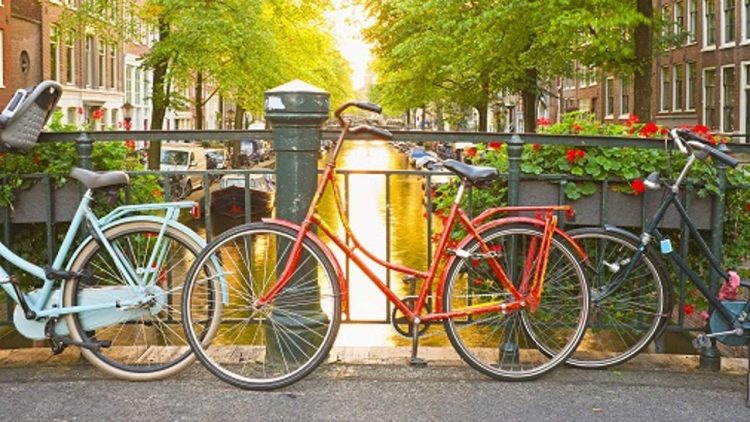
[182,222,341,390]
[442,223,589,380]
[567,228,672,368]
[63,221,221,380]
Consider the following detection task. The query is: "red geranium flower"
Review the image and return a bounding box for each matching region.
[565,149,586,164]
[571,123,583,133]
[745,203,750,212]
[692,124,710,136]
[92,109,104,120]
[465,147,477,157]
[683,303,695,316]
[630,179,646,195]
[537,117,551,127]
[625,114,640,127]
[151,188,163,198]
[31,154,41,165]
[488,141,502,151]
[532,143,542,151]
[77,107,84,115]
[639,122,659,137]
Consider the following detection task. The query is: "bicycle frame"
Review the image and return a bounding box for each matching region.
[0,189,197,320]
[602,154,748,328]
[256,122,579,324]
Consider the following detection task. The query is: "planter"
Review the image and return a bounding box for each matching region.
[517,180,713,230]
[5,181,81,224]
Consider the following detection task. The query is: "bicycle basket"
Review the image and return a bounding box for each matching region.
[0,80,63,152]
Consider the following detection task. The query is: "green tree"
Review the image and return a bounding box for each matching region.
[364,0,650,132]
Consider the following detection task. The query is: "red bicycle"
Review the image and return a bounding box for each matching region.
[182,101,591,390]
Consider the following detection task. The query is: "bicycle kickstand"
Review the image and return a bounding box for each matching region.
[409,318,427,368]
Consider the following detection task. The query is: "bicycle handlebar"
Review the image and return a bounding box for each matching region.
[670,128,740,168]
[334,101,393,141]
[349,124,393,140]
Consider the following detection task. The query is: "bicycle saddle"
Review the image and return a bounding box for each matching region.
[443,159,499,183]
[70,167,130,189]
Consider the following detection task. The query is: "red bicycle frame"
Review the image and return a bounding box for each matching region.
[255,121,581,325]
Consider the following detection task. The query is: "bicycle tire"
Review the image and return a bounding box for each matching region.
[566,227,672,368]
[442,223,590,381]
[63,220,221,380]
[182,222,341,390]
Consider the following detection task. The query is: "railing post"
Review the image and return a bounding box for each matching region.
[265,80,329,222]
[700,160,728,371]
[75,132,93,170]
[506,134,524,206]
[263,80,330,362]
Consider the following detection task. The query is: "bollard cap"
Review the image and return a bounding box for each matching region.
[264,80,330,120]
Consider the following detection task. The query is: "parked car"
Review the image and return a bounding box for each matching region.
[206,148,230,169]
[239,139,273,167]
[159,142,207,197]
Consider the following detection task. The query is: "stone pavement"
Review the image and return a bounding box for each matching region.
[0,353,749,421]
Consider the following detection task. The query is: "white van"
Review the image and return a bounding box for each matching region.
[159,142,208,193]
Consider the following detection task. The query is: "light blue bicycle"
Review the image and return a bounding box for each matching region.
[0,81,222,380]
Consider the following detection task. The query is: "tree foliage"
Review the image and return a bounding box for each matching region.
[363,0,651,131]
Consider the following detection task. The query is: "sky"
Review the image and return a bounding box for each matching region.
[326,0,373,91]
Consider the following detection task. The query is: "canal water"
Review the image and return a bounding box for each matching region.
[0,140,694,354]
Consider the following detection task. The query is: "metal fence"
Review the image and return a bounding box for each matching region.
[2,128,750,348]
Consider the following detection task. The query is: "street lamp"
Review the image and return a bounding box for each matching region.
[122,102,133,131]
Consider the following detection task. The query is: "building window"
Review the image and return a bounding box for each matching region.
[688,0,698,42]
[675,1,685,36]
[50,27,59,81]
[125,64,134,103]
[135,67,142,105]
[85,35,94,87]
[722,0,737,45]
[705,0,717,46]
[66,107,77,125]
[704,68,717,129]
[673,64,684,110]
[721,66,736,131]
[620,77,630,116]
[662,5,672,38]
[109,44,116,89]
[661,66,671,112]
[65,30,75,84]
[98,41,105,88]
[604,78,614,117]
[744,0,750,40]
[686,62,697,110]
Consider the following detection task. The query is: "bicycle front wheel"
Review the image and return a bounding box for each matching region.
[567,228,672,368]
[443,223,589,381]
[182,222,341,390]
[63,221,220,380]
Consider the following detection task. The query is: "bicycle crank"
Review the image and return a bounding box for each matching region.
[391,296,431,338]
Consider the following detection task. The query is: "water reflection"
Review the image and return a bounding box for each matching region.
[317,141,431,346]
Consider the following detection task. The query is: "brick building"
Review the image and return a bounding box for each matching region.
[558,0,750,140]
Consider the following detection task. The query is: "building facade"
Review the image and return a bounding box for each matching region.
[558,0,750,140]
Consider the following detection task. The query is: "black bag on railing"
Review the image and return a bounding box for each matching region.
[0,80,63,151]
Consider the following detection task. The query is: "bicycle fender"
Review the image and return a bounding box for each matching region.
[435,217,587,311]
[64,216,229,304]
[567,225,642,245]
[262,218,349,314]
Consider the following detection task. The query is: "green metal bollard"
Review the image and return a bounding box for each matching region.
[502,134,524,364]
[75,132,93,170]
[263,80,330,363]
[506,134,524,206]
[701,161,728,371]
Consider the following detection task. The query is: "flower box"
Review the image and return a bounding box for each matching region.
[517,180,712,230]
[3,181,81,224]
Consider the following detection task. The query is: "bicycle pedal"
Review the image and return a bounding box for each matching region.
[692,335,711,351]
[49,336,111,353]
